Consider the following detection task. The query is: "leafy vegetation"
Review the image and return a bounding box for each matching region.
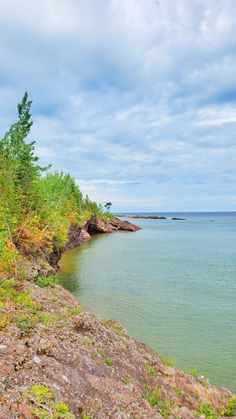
[25,385,75,418]
[144,363,155,376]
[160,355,175,367]
[104,357,112,366]
[221,396,236,417]
[0,93,108,278]
[35,275,58,288]
[195,402,218,418]
[144,385,172,418]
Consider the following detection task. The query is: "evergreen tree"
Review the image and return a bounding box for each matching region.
[0,92,48,196]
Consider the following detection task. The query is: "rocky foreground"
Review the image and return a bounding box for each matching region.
[1,217,235,418]
[0,282,235,419]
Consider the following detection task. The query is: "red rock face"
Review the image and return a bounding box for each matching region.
[63,224,91,252]
[0,282,233,418]
[85,216,141,235]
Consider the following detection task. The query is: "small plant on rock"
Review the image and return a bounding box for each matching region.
[35,275,58,288]
[145,363,155,376]
[25,385,75,418]
[105,357,112,366]
[222,396,236,417]
[195,402,218,418]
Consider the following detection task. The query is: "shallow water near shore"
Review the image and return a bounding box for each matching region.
[58,212,236,391]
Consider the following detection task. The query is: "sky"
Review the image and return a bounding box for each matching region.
[0,0,235,212]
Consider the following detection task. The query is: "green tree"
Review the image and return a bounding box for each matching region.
[0,92,48,197]
[104,202,112,212]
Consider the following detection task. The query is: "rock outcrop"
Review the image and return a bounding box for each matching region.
[21,217,140,280]
[85,216,141,235]
[0,282,234,418]
[128,215,167,220]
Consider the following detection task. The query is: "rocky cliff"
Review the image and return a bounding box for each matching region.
[1,217,235,418]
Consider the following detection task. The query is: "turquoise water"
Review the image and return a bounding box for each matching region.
[58,212,236,391]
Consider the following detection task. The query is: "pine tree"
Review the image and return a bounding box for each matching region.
[0,92,49,196]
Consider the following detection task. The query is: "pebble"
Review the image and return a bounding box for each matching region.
[33,355,40,365]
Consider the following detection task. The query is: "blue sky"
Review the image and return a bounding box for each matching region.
[0,0,235,211]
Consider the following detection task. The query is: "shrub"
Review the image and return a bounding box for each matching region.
[35,275,58,288]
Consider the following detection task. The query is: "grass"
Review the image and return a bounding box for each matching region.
[83,338,92,346]
[97,348,104,357]
[104,357,112,366]
[221,396,236,417]
[102,319,126,336]
[145,364,155,376]
[195,402,218,418]
[189,367,198,378]
[145,385,172,418]
[123,376,130,385]
[160,356,175,367]
[35,275,58,288]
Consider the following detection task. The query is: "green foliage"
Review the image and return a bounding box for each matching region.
[97,348,104,357]
[195,402,218,418]
[189,367,198,378]
[104,202,112,212]
[26,385,75,418]
[35,275,58,288]
[16,316,36,336]
[222,396,236,416]
[104,357,112,366]
[0,93,105,277]
[123,376,130,385]
[160,355,175,367]
[145,385,172,418]
[0,92,48,196]
[145,364,155,376]
[82,194,103,217]
[102,319,126,336]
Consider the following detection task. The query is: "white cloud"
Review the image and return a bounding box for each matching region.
[0,0,235,210]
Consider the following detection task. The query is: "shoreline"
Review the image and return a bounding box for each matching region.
[1,217,235,418]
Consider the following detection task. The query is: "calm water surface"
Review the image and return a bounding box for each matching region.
[58,212,236,391]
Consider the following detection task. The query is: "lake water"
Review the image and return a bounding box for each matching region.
[58,212,236,391]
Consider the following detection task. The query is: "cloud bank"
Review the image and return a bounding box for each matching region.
[0,0,235,211]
